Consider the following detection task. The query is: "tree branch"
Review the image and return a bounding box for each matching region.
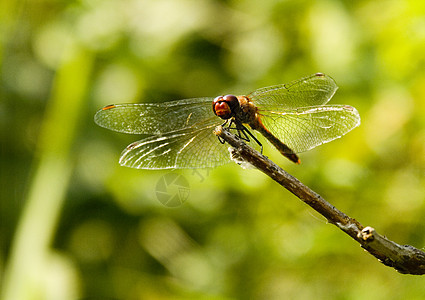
[214,126,425,275]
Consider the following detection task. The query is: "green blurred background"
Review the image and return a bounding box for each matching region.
[1,0,425,299]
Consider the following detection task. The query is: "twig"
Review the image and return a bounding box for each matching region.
[214,126,425,275]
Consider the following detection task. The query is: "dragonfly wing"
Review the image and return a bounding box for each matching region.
[249,73,338,110]
[119,125,231,169]
[260,105,360,153]
[94,97,214,134]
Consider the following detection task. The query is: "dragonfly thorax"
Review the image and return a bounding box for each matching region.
[212,95,239,120]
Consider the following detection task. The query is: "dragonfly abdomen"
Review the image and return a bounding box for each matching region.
[255,121,300,164]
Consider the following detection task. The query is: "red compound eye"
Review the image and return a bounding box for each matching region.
[212,95,239,120]
[222,95,238,107]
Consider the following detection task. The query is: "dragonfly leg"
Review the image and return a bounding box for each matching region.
[239,124,263,153]
[218,119,263,153]
[228,120,264,153]
[227,120,249,141]
[218,120,229,144]
[219,119,242,144]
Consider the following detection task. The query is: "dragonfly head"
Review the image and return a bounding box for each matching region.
[213,94,239,120]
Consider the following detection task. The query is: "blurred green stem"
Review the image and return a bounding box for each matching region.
[1,44,93,300]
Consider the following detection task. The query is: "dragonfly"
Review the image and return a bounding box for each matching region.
[94,73,360,169]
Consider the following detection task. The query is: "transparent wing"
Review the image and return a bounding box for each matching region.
[259,105,360,153]
[94,97,214,134]
[119,125,231,169]
[249,73,338,110]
